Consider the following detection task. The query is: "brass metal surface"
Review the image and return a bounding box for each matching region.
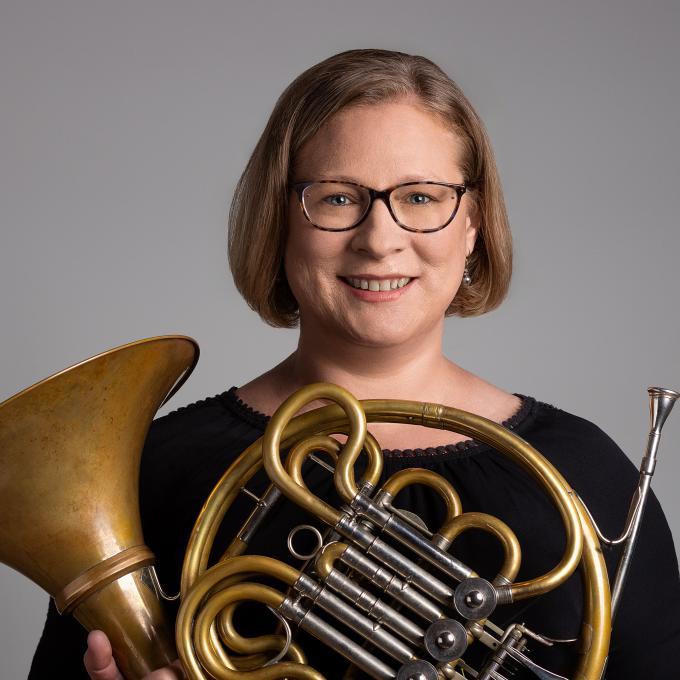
[572,495,612,680]
[438,512,521,583]
[177,555,315,679]
[315,542,348,579]
[382,468,462,522]
[0,335,199,679]
[0,342,613,680]
[179,384,610,680]
[56,544,155,614]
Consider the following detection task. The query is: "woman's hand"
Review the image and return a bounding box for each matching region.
[83,630,185,680]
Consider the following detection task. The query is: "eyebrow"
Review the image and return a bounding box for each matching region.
[313,173,454,184]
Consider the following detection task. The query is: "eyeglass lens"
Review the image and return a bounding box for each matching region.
[301,182,460,232]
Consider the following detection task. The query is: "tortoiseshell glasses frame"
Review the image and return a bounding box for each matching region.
[291,179,469,233]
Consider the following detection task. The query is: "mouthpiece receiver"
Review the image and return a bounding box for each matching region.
[648,387,680,436]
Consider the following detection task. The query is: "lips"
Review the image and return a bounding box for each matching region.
[342,276,412,291]
[338,275,416,300]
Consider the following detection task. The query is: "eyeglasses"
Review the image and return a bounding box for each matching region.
[291,179,469,233]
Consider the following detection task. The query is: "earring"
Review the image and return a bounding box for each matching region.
[462,257,472,286]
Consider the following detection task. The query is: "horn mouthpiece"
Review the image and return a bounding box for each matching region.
[648,386,680,435]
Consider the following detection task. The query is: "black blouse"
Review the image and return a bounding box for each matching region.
[29,389,680,679]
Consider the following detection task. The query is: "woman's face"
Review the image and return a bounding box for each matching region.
[284,98,478,348]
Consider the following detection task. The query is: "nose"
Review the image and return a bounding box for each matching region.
[349,196,409,258]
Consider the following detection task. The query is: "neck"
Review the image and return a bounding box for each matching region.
[278,317,466,404]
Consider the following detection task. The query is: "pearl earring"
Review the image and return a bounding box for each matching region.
[462,258,472,286]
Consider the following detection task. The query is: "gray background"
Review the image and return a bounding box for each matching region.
[1,1,678,677]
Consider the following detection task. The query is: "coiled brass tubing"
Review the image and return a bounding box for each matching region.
[178,384,609,680]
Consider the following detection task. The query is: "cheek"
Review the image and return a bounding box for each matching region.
[283,238,310,300]
[283,225,342,299]
[284,216,312,282]
[421,231,467,279]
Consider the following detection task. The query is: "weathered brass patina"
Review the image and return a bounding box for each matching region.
[177,383,612,680]
[0,336,198,680]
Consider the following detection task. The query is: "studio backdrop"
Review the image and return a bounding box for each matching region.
[1,1,678,678]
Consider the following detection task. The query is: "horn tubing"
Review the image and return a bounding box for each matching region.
[180,390,610,679]
[610,387,678,620]
[437,512,522,584]
[380,468,463,522]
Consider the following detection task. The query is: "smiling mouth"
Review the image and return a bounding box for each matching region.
[340,276,413,291]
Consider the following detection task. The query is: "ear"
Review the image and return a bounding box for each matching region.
[464,206,479,257]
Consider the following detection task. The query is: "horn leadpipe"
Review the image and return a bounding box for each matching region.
[610,386,679,620]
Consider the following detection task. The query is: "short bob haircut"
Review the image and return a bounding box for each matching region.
[228,49,512,328]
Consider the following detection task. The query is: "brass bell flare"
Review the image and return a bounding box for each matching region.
[0,335,199,679]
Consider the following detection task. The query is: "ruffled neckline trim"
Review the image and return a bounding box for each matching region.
[219,386,539,459]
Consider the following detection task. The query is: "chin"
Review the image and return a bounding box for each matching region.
[343,324,413,349]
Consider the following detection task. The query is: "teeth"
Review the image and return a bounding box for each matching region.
[346,277,411,291]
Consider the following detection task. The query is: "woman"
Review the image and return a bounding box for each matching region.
[31,49,679,679]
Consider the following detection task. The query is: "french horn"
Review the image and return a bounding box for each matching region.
[0,337,676,680]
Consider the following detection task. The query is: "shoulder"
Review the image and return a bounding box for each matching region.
[139,389,265,515]
[143,389,264,462]
[137,389,267,579]
[519,398,637,477]
[517,399,642,525]
[521,399,678,557]
[521,399,680,659]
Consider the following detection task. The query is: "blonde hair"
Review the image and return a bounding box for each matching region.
[228,49,512,327]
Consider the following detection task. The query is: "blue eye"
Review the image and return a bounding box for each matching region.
[325,194,353,206]
[406,193,432,205]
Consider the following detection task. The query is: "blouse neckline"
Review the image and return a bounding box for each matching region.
[219,386,540,459]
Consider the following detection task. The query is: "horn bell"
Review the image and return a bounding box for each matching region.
[0,335,199,679]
